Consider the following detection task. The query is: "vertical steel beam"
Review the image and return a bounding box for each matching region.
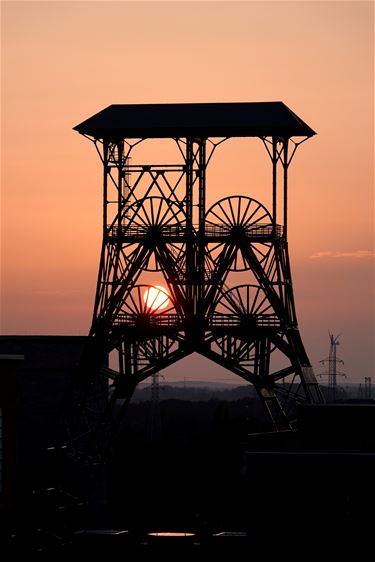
[103,140,108,236]
[185,139,195,321]
[272,137,277,230]
[198,139,207,310]
[283,138,289,238]
[117,140,124,238]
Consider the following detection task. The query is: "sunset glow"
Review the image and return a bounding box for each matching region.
[1,1,373,381]
[143,286,170,312]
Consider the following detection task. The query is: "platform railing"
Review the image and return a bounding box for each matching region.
[107,223,283,239]
[113,313,280,328]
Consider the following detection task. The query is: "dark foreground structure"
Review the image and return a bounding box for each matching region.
[67,102,324,470]
[3,103,373,555]
[0,340,374,554]
[0,337,90,514]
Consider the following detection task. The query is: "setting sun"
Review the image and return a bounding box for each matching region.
[143,285,170,311]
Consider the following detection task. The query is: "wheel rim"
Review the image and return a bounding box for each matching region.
[205,196,273,271]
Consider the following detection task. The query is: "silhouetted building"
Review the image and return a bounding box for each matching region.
[0,336,91,501]
[0,354,23,517]
[245,404,375,550]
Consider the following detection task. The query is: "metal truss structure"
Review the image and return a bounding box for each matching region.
[318,332,346,401]
[67,103,324,464]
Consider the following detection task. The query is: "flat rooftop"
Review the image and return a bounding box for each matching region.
[73,102,315,140]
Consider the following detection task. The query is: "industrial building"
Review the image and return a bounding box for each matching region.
[0,336,88,523]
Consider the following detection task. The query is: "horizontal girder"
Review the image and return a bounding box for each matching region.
[106,223,284,241]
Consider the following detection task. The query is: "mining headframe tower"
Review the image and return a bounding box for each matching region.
[61,102,326,468]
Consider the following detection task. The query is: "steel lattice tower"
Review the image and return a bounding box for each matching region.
[318,332,346,401]
[70,102,324,462]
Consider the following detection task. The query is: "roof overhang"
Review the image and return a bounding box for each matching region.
[73,102,316,140]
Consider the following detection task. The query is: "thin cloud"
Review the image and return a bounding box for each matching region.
[310,250,374,259]
[310,251,333,259]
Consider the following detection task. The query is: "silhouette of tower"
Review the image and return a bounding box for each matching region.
[318,332,346,401]
[69,103,324,461]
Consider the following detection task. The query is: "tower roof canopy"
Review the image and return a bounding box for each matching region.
[73,102,316,140]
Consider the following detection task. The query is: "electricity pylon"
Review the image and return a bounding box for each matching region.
[318,332,346,401]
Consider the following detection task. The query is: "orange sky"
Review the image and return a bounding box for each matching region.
[1,1,374,382]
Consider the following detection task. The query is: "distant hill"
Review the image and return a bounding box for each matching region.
[131,382,372,403]
[138,379,248,389]
[132,383,257,402]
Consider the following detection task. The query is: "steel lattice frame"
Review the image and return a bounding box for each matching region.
[64,130,324,464]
